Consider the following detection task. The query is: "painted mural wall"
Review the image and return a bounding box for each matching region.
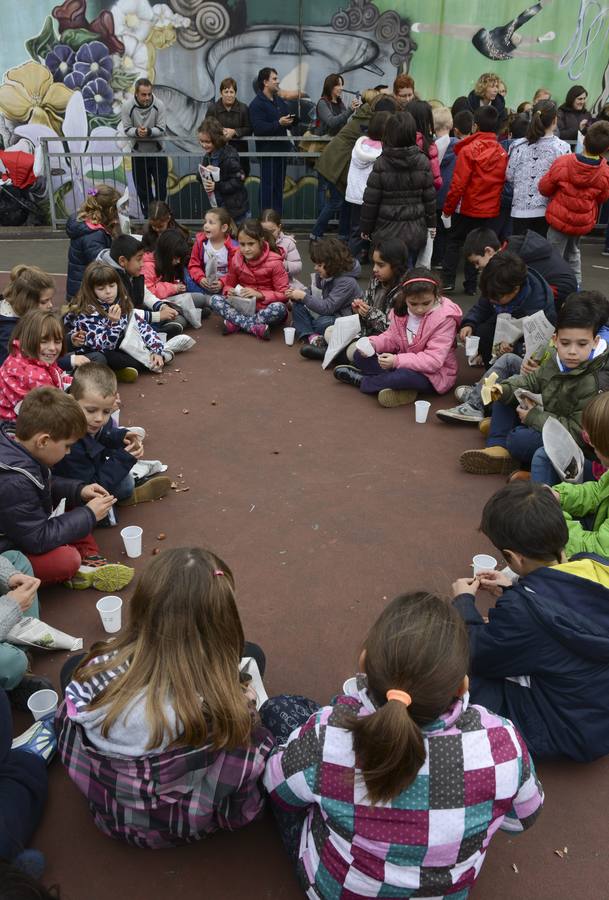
[1,0,608,219]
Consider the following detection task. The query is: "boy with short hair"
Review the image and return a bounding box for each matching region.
[0,387,133,589]
[452,481,609,762]
[54,364,171,505]
[459,295,609,475]
[441,106,508,293]
[539,120,609,286]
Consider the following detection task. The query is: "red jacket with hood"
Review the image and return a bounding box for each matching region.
[187,234,239,285]
[539,153,609,235]
[443,132,508,218]
[223,242,289,310]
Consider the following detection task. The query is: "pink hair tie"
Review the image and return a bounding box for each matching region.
[401,277,438,288]
[87,188,98,196]
[213,569,224,576]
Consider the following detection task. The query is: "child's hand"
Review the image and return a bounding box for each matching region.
[159,305,178,321]
[81,483,110,502]
[520,356,540,376]
[7,579,40,612]
[549,487,561,503]
[286,288,305,302]
[428,227,436,239]
[497,341,513,356]
[478,570,512,596]
[237,287,260,299]
[174,283,186,294]
[150,353,164,371]
[452,576,480,597]
[352,299,370,316]
[516,404,531,423]
[203,178,215,194]
[378,353,396,370]
[123,432,144,458]
[459,326,473,342]
[71,330,86,348]
[107,304,122,323]
[87,493,117,521]
[72,355,91,368]
[241,680,258,707]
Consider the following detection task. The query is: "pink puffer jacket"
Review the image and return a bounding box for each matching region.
[0,342,72,421]
[416,133,442,191]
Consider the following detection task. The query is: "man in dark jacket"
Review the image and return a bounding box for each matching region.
[453,482,609,763]
[463,226,578,308]
[249,68,293,214]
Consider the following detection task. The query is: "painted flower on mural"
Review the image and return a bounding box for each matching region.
[151,4,190,29]
[45,45,75,83]
[0,62,73,131]
[72,41,113,84]
[113,35,149,80]
[112,0,155,43]
[81,77,114,117]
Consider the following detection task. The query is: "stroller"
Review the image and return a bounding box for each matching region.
[0,150,47,226]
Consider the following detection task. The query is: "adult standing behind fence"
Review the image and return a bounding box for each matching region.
[249,68,293,215]
[121,78,168,217]
[207,78,252,178]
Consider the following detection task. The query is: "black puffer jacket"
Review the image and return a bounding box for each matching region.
[360,146,436,252]
[199,144,249,220]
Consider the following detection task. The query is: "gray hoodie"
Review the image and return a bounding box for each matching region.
[120,94,167,153]
[0,555,25,641]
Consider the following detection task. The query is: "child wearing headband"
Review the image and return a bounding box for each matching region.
[334,268,462,407]
[262,592,543,898]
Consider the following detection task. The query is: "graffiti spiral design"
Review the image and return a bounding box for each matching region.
[169,0,206,15]
[375,10,401,43]
[177,25,206,49]
[195,2,230,39]
[361,4,379,28]
[347,8,363,29]
[331,10,350,32]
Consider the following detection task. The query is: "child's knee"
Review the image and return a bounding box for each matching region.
[0,644,29,691]
[1,550,33,577]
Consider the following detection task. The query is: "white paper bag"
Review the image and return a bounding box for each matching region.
[239,656,268,710]
[522,310,555,363]
[199,165,217,207]
[491,313,525,361]
[119,313,154,368]
[117,186,130,234]
[226,293,256,316]
[164,293,202,328]
[542,417,584,483]
[8,617,82,651]
[322,314,361,369]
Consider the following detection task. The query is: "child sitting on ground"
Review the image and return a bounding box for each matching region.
[352,238,409,337]
[53,364,171,506]
[260,209,304,287]
[334,269,462,407]
[142,229,209,314]
[197,117,249,225]
[262,592,543,897]
[287,237,361,359]
[453,481,609,761]
[66,186,120,299]
[210,219,289,340]
[0,387,133,589]
[56,547,274,848]
[0,266,55,365]
[187,208,238,294]
[460,294,609,475]
[64,262,168,383]
[459,251,556,368]
[0,310,83,421]
[140,201,190,252]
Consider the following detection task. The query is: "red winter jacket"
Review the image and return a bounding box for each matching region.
[538,154,609,235]
[0,342,72,421]
[187,234,239,285]
[223,243,289,310]
[443,132,508,218]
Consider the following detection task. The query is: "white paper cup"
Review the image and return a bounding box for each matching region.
[27,689,58,721]
[96,595,123,633]
[472,554,498,576]
[465,335,480,357]
[414,400,431,423]
[208,165,221,182]
[355,336,375,358]
[284,326,295,345]
[342,677,358,694]
[121,525,142,558]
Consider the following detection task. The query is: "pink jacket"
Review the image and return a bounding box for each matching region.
[0,342,72,421]
[369,297,462,393]
[223,242,289,310]
[416,133,442,191]
[141,252,183,300]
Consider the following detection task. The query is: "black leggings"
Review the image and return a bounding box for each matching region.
[101,349,149,372]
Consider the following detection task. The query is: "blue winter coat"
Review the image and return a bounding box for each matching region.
[248,91,292,152]
[454,553,609,762]
[436,137,458,210]
[0,421,95,555]
[66,216,113,299]
[53,419,135,497]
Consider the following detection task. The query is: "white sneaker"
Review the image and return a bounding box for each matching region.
[454,385,472,402]
[127,426,146,440]
[164,334,196,355]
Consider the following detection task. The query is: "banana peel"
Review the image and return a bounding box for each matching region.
[480,371,502,405]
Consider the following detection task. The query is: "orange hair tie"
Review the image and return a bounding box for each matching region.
[386,689,412,707]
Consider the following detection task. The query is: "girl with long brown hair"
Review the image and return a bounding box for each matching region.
[262,592,543,897]
[0,265,56,365]
[65,185,120,298]
[56,547,273,848]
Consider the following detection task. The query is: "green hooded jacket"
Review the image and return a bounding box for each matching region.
[555,471,609,558]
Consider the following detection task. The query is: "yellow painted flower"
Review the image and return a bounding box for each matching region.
[0,61,73,131]
[146,24,176,51]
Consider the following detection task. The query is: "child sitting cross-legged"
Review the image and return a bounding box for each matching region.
[453,481,609,761]
[187,208,238,294]
[56,547,274,848]
[460,293,609,475]
[0,387,133,590]
[262,592,543,898]
[142,229,210,315]
[334,268,462,407]
[53,363,171,507]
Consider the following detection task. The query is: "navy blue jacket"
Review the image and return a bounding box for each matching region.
[248,91,292,152]
[462,266,556,356]
[0,421,95,555]
[66,216,113,299]
[0,313,17,366]
[505,230,578,306]
[436,137,458,210]
[53,419,135,496]
[454,553,609,762]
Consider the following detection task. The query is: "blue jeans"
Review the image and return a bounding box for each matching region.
[312,178,350,241]
[0,552,39,691]
[487,402,544,465]
[114,472,135,502]
[291,304,335,341]
[531,448,594,486]
[353,350,435,395]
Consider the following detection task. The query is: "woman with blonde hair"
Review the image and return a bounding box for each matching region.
[467,72,507,123]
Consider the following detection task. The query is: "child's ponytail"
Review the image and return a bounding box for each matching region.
[347,592,469,803]
[77,184,120,231]
[526,100,557,144]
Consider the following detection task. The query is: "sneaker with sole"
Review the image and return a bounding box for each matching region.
[119,474,172,506]
[300,343,326,360]
[334,365,363,388]
[436,402,484,423]
[12,717,56,763]
[459,446,517,475]
[251,324,271,341]
[454,385,472,402]
[164,334,196,355]
[115,367,138,383]
[65,563,134,591]
[223,320,240,335]
[7,674,54,711]
[378,388,418,408]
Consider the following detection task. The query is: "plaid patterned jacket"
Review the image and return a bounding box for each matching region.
[263,681,543,899]
[55,664,275,849]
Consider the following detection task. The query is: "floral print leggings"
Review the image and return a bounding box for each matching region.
[209,296,287,333]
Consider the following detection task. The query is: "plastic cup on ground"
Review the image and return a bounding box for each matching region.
[121,525,142,558]
[472,554,498,576]
[355,336,375,358]
[284,326,295,345]
[96,595,123,633]
[415,400,431,423]
[27,689,58,721]
[465,335,480,357]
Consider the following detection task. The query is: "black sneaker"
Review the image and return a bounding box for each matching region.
[334,365,363,387]
[8,674,54,711]
[300,344,326,360]
[161,321,184,339]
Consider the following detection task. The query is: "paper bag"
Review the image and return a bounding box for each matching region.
[117,186,130,234]
[198,165,217,207]
[322,314,361,369]
[542,417,584,483]
[8,617,83,651]
[164,293,202,328]
[239,656,268,710]
[119,314,154,368]
[226,293,256,316]
[491,313,525,361]
[522,310,555,363]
